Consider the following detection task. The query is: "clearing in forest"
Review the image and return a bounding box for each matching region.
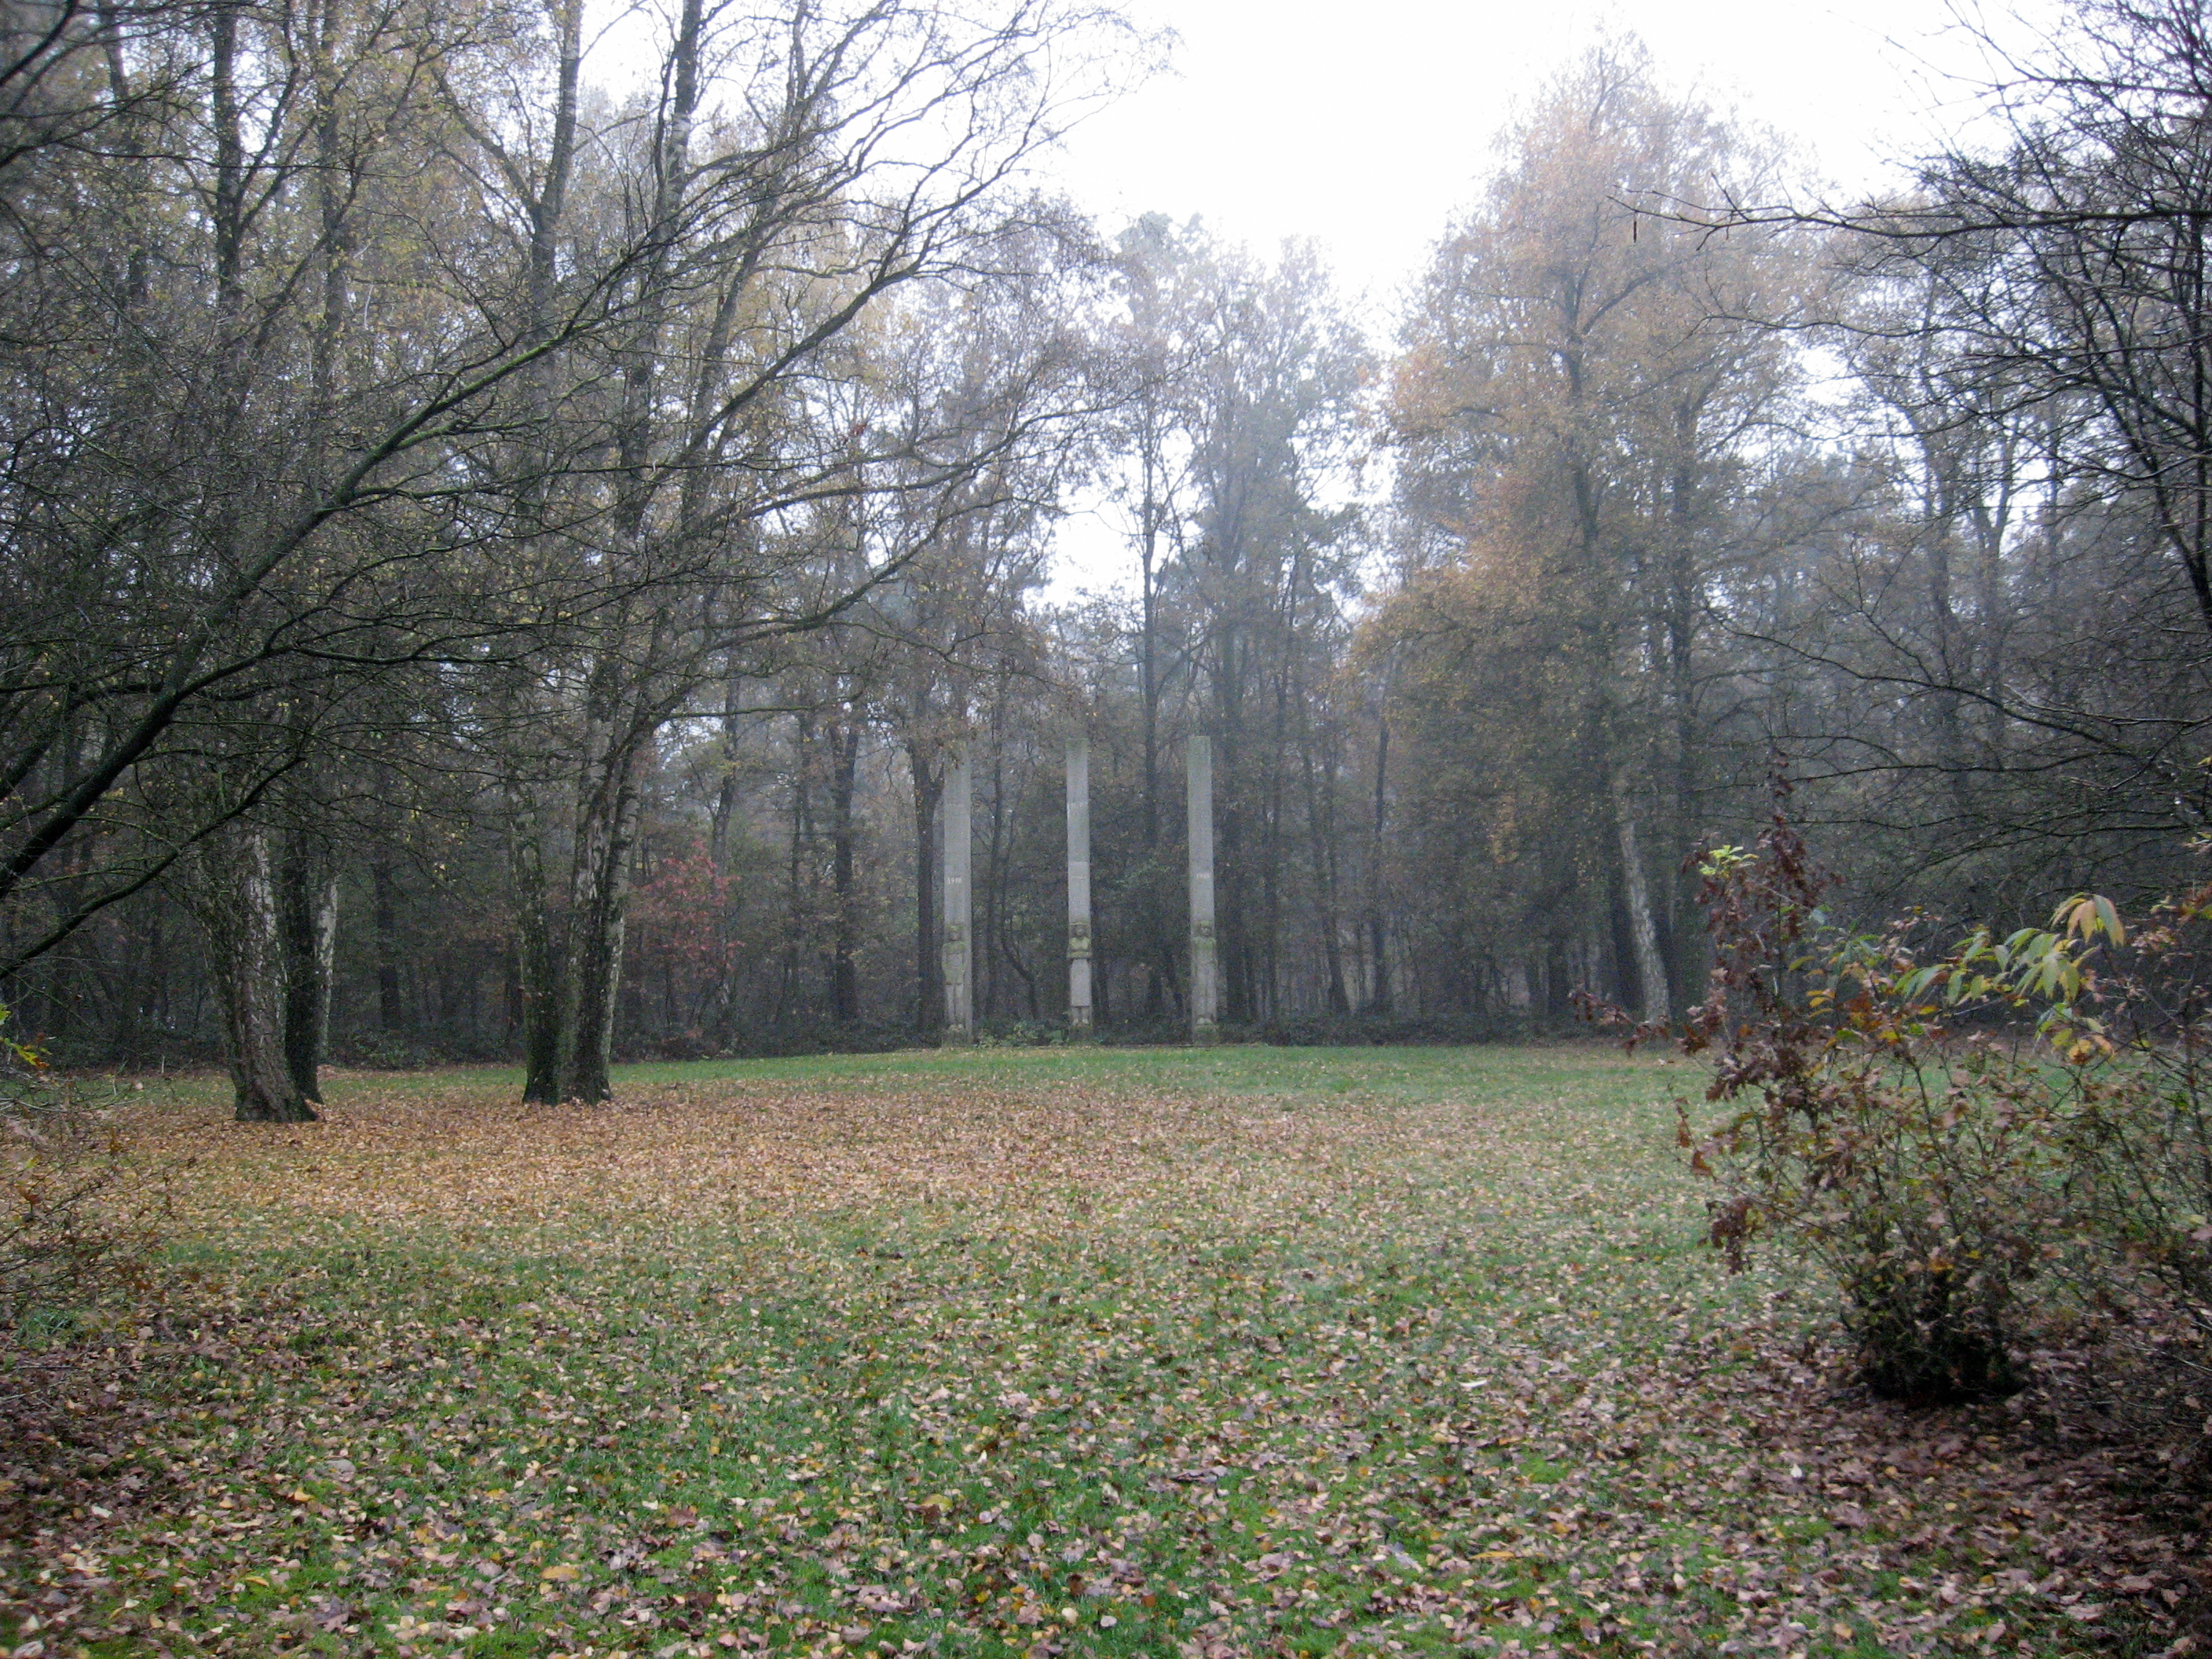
[0,1046,2185,1658]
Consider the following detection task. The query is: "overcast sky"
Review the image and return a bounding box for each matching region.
[1048,0,2025,323]
[1025,0,2042,595]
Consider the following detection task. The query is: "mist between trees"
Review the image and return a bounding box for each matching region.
[2,0,2207,1119]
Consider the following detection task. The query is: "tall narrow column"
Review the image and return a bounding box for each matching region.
[1186,735,1219,1044]
[1066,736,1094,1039]
[942,743,973,1043]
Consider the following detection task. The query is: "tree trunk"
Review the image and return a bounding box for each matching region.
[1606,875,1642,1014]
[559,736,646,1103]
[1611,772,1669,1026]
[507,784,562,1103]
[372,859,403,1033]
[278,835,336,1103]
[1302,742,1350,1016]
[1543,927,1573,1028]
[201,826,315,1122]
[780,710,815,1020]
[1214,739,1247,1024]
[909,746,942,1033]
[982,736,1006,1019]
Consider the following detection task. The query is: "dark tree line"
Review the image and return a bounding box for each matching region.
[3,2,2207,1112]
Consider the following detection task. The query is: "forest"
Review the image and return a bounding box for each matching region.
[2,0,2208,1117]
[9,5,2212,1652]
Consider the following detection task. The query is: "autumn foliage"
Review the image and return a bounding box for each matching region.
[12,1051,2206,1654]
[1626,786,2212,1440]
[0,1009,162,1423]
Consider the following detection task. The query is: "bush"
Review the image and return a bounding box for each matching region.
[1602,787,2211,1410]
[1664,815,2058,1400]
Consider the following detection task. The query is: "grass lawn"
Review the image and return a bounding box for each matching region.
[0,1044,2179,1658]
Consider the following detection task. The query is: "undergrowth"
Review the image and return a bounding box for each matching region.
[1599,785,2210,1476]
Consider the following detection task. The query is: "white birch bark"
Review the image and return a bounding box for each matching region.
[198,826,313,1122]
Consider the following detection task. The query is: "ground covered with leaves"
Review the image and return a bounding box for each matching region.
[2,1046,2204,1659]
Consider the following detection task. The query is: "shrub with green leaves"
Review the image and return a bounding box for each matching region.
[1616,789,2210,1410]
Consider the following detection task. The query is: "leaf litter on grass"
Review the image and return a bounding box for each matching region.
[0,1046,2202,1659]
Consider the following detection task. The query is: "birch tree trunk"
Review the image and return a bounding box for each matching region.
[199,826,314,1122]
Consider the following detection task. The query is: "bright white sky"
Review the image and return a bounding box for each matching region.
[1049,0,2023,319]
[1032,0,2045,596]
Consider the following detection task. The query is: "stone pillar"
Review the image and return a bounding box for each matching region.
[942,743,973,1043]
[1066,736,1094,1039]
[1187,735,1219,1044]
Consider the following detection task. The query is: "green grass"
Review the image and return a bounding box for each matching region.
[148,1042,1653,1107]
[0,1046,2136,1658]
